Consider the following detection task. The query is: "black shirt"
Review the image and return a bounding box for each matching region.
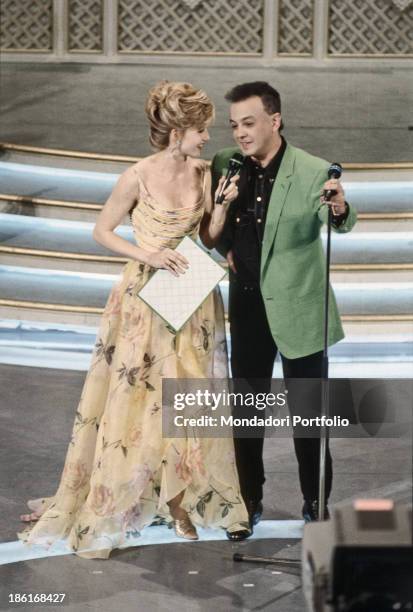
[229,137,287,286]
[220,139,349,286]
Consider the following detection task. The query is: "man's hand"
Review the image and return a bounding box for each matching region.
[227,249,237,274]
[321,178,346,216]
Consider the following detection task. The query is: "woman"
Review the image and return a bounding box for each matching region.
[19,81,250,558]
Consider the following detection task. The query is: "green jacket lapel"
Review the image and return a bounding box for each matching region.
[261,144,296,276]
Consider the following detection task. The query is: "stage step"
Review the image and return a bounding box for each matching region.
[0,319,411,376]
[0,264,412,318]
[1,160,413,214]
[0,146,131,173]
[2,196,413,230]
[1,148,412,337]
[1,214,412,275]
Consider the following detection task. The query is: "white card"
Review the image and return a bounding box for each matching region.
[138,237,227,332]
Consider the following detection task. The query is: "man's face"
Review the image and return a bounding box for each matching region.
[229,96,281,158]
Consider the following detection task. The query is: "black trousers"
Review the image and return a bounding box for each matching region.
[229,279,332,504]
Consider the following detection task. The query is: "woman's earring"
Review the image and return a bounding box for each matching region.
[169,139,182,155]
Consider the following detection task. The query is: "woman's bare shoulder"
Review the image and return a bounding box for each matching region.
[118,156,155,187]
[192,158,210,176]
[129,154,160,179]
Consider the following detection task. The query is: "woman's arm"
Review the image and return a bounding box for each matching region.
[199,171,238,250]
[93,166,188,276]
[93,166,151,263]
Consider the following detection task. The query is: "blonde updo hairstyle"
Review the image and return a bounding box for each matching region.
[145,81,215,150]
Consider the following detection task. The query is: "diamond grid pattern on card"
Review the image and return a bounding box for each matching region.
[138,237,226,332]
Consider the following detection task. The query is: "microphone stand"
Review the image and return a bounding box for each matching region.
[318,202,333,521]
[232,191,336,567]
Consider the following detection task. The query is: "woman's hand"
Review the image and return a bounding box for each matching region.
[214,174,240,208]
[145,248,189,277]
[198,172,239,250]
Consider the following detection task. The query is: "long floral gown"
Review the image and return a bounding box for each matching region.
[19,163,249,558]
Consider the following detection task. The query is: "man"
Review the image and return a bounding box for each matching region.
[211,82,357,541]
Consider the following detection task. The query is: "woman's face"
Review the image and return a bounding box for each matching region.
[179,126,210,157]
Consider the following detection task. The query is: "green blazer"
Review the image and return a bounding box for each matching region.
[211,144,357,359]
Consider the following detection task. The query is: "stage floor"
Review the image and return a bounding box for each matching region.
[0,363,411,611]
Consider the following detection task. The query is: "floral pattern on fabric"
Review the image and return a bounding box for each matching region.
[19,164,248,558]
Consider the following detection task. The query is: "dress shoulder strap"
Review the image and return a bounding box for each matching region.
[128,167,144,218]
[200,162,209,199]
[133,168,148,196]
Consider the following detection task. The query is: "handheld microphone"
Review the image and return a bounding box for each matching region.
[324,162,342,201]
[215,153,244,204]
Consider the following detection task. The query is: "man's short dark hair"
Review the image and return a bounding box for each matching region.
[225,81,283,131]
[225,81,282,115]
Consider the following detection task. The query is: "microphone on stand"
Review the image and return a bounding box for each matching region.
[319,160,343,520]
[215,153,244,204]
[324,162,342,201]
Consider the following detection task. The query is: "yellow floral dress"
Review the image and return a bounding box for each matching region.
[19,163,249,558]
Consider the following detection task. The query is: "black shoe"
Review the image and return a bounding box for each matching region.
[225,498,263,541]
[302,499,330,523]
[247,499,263,528]
[226,524,252,541]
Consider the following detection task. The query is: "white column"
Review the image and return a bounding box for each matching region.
[53,0,67,57]
[263,0,277,60]
[103,0,118,59]
[313,0,329,60]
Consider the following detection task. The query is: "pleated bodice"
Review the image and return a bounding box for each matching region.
[130,165,207,252]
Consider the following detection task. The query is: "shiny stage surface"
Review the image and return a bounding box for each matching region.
[0,361,411,612]
[0,521,304,566]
